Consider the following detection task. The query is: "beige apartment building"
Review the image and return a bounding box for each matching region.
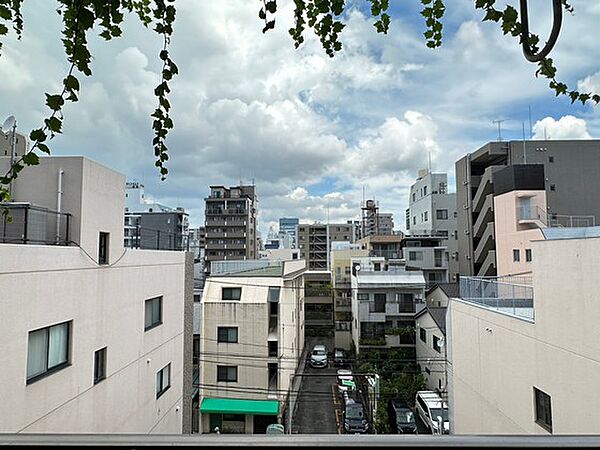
[297,223,355,270]
[448,227,600,434]
[204,185,257,273]
[198,259,306,434]
[0,156,193,433]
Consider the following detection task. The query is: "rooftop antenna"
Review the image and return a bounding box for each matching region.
[492,119,505,142]
[522,121,527,164]
[544,127,548,141]
[1,115,17,199]
[428,150,432,173]
[528,105,533,139]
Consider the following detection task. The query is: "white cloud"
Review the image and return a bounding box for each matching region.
[578,71,600,96]
[532,116,591,140]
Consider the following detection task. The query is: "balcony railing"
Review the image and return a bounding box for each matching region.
[125,225,189,251]
[1,203,71,245]
[459,276,534,320]
[518,205,595,228]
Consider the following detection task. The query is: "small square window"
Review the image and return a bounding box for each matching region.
[534,387,552,432]
[222,287,242,301]
[550,184,556,191]
[27,321,71,384]
[513,249,520,262]
[156,363,171,398]
[436,209,448,220]
[145,296,163,331]
[217,327,238,343]
[549,156,554,163]
[526,249,532,262]
[217,365,238,382]
[94,347,107,385]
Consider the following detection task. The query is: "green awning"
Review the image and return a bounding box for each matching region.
[200,398,279,416]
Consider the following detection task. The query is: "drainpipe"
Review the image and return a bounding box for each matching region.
[56,168,64,244]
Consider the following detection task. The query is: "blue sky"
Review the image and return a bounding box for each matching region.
[0,1,598,236]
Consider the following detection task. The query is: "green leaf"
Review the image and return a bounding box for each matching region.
[29,128,47,143]
[37,143,51,155]
[23,152,40,165]
[64,75,80,91]
[45,94,65,111]
[45,117,62,133]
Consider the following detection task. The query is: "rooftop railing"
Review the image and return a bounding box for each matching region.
[518,205,595,228]
[459,276,534,321]
[211,259,282,276]
[0,203,71,245]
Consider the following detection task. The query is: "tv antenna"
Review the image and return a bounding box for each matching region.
[492,119,506,142]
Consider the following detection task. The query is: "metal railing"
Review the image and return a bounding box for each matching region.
[369,249,402,259]
[1,203,71,245]
[210,259,282,276]
[125,225,189,251]
[518,205,595,228]
[459,276,534,320]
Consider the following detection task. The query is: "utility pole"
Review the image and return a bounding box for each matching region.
[492,119,505,142]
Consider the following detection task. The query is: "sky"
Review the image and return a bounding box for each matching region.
[0,0,598,237]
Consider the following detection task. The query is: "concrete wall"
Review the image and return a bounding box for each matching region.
[0,246,188,433]
[449,235,600,434]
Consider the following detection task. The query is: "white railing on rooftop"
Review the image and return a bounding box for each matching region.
[211,259,282,275]
[459,276,534,321]
[518,205,595,228]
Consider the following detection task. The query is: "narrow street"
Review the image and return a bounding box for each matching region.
[293,364,339,434]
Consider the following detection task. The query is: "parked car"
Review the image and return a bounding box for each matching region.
[309,344,328,368]
[342,391,369,434]
[336,369,356,395]
[388,399,417,434]
[333,348,348,367]
[415,391,449,434]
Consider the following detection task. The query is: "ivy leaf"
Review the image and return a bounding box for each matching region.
[22,152,40,165]
[45,117,62,133]
[45,94,65,111]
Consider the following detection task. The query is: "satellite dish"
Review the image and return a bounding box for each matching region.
[1,115,16,132]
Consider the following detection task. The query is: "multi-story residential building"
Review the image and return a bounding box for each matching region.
[401,235,449,286]
[264,231,293,250]
[406,169,457,282]
[448,226,600,434]
[303,270,333,338]
[124,182,189,251]
[297,223,354,270]
[331,247,369,349]
[361,199,394,236]
[259,248,300,261]
[454,139,600,279]
[350,257,426,354]
[0,156,193,433]
[198,259,306,434]
[279,217,299,247]
[357,234,404,260]
[347,219,362,241]
[204,185,258,274]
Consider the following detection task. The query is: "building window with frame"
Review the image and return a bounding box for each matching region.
[526,249,532,262]
[409,251,423,261]
[156,363,171,398]
[217,327,238,343]
[357,293,369,301]
[373,293,386,313]
[93,347,107,385]
[98,232,109,265]
[144,296,163,331]
[26,321,71,384]
[436,209,448,220]
[424,211,428,222]
[534,387,552,432]
[217,365,238,382]
[433,335,442,353]
[222,287,242,301]
[550,184,556,191]
[420,327,427,343]
[513,249,520,262]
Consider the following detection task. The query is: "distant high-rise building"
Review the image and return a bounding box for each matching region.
[297,223,354,270]
[204,185,257,273]
[279,217,299,247]
[361,200,394,236]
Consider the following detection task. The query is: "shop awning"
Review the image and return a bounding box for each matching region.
[200,398,279,416]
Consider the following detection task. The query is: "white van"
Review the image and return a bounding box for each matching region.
[415,391,449,434]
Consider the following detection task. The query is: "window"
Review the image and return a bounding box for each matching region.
[433,335,442,353]
[526,249,532,262]
[222,287,242,301]
[217,365,238,382]
[412,192,416,202]
[436,209,448,220]
[420,328,427,343]
[193,294,201,303]
[513,249,520,262]
[423,186,427,196]
[93,347,107,385]
[374,262,381,271]
[27,321,71,383]
[373,293,386,313]
[156,363,171,398]
[357,293,369,301]
[534,387,552,432]
[398,293,415,313]
[217,327,238,343]
[268,341,278,357]
[550,184,556,191]
[409,251,423,261]
[144,296,163,331]
[268,286,280,303]
[99,232,109,265]
[424,211,428,222]
[413,216,416,225]
[549,156,554,163]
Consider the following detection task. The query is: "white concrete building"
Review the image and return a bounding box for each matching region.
[448,227,600,434]
[0,156,193,433]
[198,259,306,434]
[259,248,300,261]
[350,257,426,353]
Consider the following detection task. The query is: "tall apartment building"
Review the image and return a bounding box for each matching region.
[361,199,394,236]
[0,156,193,433]
[454,140,600,279]
[350,257,426,354]
[449,227,600,434]
[198,259,306,434]
[204,185,257,274]
[124,182,189,251]
[297,222,354,270]
[279,217,299,247]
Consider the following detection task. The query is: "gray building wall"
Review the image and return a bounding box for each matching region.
[125,211,188,251]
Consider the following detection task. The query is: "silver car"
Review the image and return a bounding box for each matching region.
[309,344,328,368]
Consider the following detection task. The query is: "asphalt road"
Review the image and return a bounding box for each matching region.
[293,364,339,434]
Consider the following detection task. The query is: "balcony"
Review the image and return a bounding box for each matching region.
[0,203,71,245]
[126,225,188,251]
[459,275,534,320]
[305,285,332,297]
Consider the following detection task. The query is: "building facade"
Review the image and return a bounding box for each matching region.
[279,217,299,247]
[361,199,394,236]
[198,259,306,434]
[0,156,193,433]
[204,185,258,274]
[401,235,449,286]
[297,223,354,270]
[454,140,600,279]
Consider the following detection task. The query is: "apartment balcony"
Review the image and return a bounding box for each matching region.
[224,231,247,238]
[369,249,402,259]
[474,222,495,266]
[459,275,534,320]
[1,203,71,245]
[472,166,501,214]
[305,286,332,297]
[225,209,248,215]
[473,194,494,238]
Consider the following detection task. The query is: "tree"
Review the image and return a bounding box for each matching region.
[0,0,598,212]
